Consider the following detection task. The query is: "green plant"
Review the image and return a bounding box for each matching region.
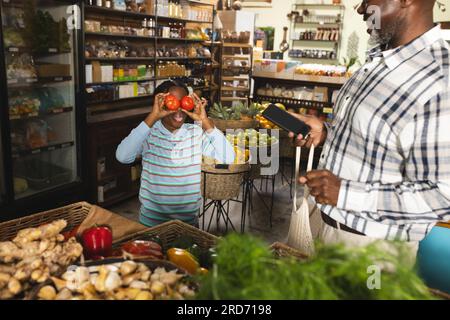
[209,102,257,120]
[195,234,435,300]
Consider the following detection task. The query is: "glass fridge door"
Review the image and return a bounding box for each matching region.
[0,134,5,204]
[1,0,79,199]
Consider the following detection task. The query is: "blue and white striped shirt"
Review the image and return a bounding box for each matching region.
[116,120,235,226]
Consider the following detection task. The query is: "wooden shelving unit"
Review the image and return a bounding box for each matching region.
[83,2,216,207]
[219,42,253,107]
[288,3,345,62]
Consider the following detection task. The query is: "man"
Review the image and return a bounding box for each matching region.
[290,0,450,250]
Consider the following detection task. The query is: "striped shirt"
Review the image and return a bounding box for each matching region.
[116,120,235,227]
[317,26,450,241]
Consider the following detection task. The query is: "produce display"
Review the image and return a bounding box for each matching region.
[37,260,195,300]
[209,102,258,121]
[252,102,285,129]
[196,234,436,300]
[0,220,83,299]
[225,129,278,164]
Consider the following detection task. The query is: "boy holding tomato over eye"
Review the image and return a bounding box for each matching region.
[116,80,235,227]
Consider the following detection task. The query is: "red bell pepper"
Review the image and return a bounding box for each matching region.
[81,225,113,260]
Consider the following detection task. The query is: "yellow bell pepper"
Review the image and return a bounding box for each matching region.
[167,248,200,275]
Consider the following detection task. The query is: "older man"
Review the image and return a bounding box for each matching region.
[291,0,450,251]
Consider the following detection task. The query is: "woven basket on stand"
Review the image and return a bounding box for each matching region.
[0,202,92,241]
[212,118,258,132]
[201,163,250,201]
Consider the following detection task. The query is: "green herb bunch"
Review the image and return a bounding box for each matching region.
[195,234,435,300]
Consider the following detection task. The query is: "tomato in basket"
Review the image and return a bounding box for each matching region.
[121,240,163,259]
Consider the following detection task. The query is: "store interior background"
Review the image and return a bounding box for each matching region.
[110,0,450,243]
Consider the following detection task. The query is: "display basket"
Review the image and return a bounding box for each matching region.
[113,220,219,251]
[201,163,250,201]
[0,201,92,242]
[212,118,258,132]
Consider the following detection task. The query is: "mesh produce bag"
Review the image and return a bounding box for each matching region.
[287,145,316,256]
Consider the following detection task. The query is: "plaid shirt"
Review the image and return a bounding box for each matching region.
[318,26,450,241]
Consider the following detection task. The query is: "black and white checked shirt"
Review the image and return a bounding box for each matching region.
[318,26,450,241]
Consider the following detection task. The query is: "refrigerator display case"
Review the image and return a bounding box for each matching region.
[0,0,85,219]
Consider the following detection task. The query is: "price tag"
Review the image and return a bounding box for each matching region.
[54,77,63,81]
[52,108,63,114]
[48,48,57,53]
[86,88,94,93]
[8,79,18,84]
[8,47,19,52]
[26,78,37,83]
[62,143,72,148]
[323,107,333,114]
[31,149,41,155]
[47,146,56,151]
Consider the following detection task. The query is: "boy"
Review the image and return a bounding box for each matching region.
[116,80,235,227]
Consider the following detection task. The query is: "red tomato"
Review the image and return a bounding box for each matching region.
[81,225,113,260]
[164,94,180,110]
[121,240,163,259]
[181,96,195,111]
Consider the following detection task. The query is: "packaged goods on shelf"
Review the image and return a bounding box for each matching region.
[295,64,347,77]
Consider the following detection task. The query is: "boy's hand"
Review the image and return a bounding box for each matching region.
[181,93,214,132]
[288,114,327,148]
[145,93,176,127]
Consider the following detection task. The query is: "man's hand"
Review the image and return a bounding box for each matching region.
[299,170,341,206]
[181,93,214,132]
[145,93,176,127]
[288,114,327,148]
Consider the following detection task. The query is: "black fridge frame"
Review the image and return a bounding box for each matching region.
[0,0,87,221]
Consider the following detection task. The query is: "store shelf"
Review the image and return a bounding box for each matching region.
[156,56,211,61]
[294,3,345,8]
[292,39,338,43]
[85,32,156,41]
[222,76,250,81]
[9,107,74,121]
[221,97,249,101]
[222,43,252,48]
[86,79,154,86]
[12,141,75,159]
[295,21,342,26]
[253,73,348,85]
[156,15,212,24]
[157,37,207,42]
[5,46,71,55]
[221,87,249,92]
[85,5,156,19]
[7,76,72,88]
[253,95,333,113]
[222,55,251,59]
[288,56,338,62]
[85,57,155,62]
[87,94,153,106]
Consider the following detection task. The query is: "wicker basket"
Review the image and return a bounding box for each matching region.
[114,220,218,251]
[212,118,258,132]
[201,163,250,200]
[270,242,309,260]
[0,202,92,242]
